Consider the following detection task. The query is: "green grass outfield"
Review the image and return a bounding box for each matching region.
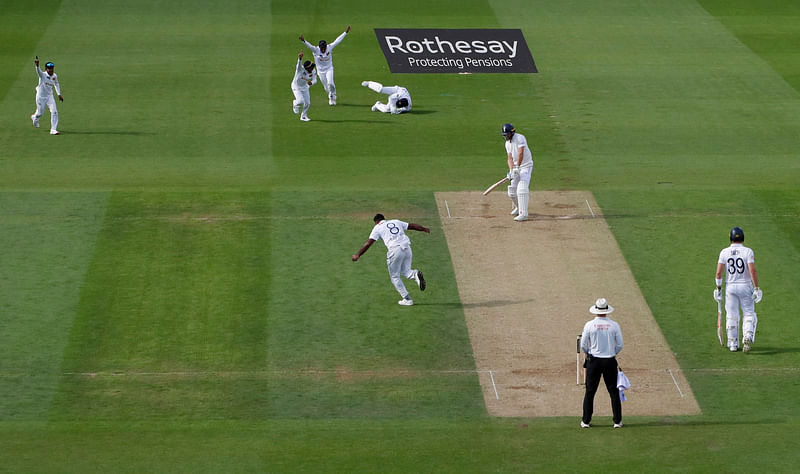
[1,0,798,471]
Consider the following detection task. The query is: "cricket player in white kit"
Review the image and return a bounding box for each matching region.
[31,56,63,135]
[502,123,534,221]
[300,26,350,105]
[715,227,761,352]
[361,81,412,114]
[291,52,317,122]
[352,213,429,306]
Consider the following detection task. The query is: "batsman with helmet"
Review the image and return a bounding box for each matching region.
[715,226,761,353]
[501,123,534,221]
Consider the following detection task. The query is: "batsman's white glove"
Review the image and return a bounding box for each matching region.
[753,287,762,304]
[713,288,722,302]
[511,166,520,180]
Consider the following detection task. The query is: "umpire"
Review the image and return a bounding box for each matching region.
[580,298,624,428]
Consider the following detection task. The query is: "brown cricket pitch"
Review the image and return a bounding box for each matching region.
[435,190,700,418]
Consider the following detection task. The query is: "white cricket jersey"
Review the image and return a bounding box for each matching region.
[718,243,755,286]
[35,65,61,97]
[505,132,533,169]
[369,219,411,252]
[291,59,317,90]
[304,31,347,72]
[581,317,623,358]
[388,87,412,114]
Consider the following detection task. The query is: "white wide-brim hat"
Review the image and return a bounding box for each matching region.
[590,298,614,314]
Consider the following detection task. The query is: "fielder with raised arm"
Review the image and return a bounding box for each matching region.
[361,81,412,114]
[502,123,534,221]
[352,213,428,306]
[300,26,350,105]
[715,226,761,353]
[291,52,317,122]
[31,56,63,135]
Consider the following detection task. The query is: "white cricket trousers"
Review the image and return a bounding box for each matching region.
[386,246,415,298]
[291,87,310,116]
[725,283,758,347]
[318,68,336,101]
[33,93,59,133]
[508,165,533,216]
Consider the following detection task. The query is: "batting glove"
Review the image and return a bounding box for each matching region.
[753,287,762,304]
[713,288,722,302]
[511,167,520,180]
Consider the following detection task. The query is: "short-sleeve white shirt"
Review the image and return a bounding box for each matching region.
[369,219,411,252]
[505,132,533,169]
[718,243,755,286]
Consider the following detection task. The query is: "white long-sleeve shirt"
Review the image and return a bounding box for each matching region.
[291,59,317,90]
[303,31,347,72]
[35,65,61,98]
[581,316,623,358]
[387,87,412,114]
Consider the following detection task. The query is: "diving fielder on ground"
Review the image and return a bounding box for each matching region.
[714,226,761,353]
[501,123,534,221]
[361,81,411,114]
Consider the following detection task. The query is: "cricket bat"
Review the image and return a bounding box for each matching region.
[717,299,724,346]
[482,177,509,196]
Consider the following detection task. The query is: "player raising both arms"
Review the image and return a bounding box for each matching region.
[300,26,350,105]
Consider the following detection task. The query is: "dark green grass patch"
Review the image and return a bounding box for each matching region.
[51,191,483,420]
[0,192,108,420]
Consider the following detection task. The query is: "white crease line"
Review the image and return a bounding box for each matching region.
[489,370,499,399]
[585,199,596,218]
[668,369,685,398]
[445,200,451,218]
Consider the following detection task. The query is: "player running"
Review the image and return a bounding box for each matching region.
[291,52,317,122]
[300,26,350,105]
[352,213,429,306]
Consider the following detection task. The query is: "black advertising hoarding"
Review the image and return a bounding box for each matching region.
[374,28,538,74]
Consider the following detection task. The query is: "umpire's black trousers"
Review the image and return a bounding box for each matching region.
[582,355,622,424]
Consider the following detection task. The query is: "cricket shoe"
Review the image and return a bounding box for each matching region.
[614,423,623,429]
[31,114,40,128]
[371,102,380,112]
[398,298,414,306]
[514,214,528,222]
[580,421,590,428]
[361,81,369,87]
[743,335,752,353]
[510,207,519,216]
[329,98,336,106]
[292,103,300,114]
[300,115,310,122]
[729,344,738,352]
[413,270,426,291]
[50,130,60,135]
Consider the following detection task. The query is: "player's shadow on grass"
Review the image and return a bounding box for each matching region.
[311,119,395,124]
[61,130,156,136]
[746,346,800,356]
[424,299,535,308]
